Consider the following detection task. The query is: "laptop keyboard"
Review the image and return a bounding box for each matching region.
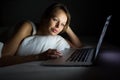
[66,48,92,62]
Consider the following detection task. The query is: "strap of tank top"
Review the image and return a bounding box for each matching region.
[29,21,37,35]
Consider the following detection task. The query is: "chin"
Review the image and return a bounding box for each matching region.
[51,34,57,36]
[50,32,58,36]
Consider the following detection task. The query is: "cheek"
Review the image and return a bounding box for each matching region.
[59,27,64,32]
[48,21,55,28]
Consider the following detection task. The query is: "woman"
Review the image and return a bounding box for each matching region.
[0,3,82,66]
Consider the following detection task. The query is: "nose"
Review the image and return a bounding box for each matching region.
[55,22,60,28]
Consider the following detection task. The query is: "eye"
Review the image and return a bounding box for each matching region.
[61,23,65,27]
[52,17,58,22]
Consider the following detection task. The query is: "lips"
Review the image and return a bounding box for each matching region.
[51,28,58,33]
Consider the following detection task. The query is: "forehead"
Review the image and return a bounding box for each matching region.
[52,9,67,22]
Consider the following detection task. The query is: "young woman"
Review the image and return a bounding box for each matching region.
[0,3,82,66]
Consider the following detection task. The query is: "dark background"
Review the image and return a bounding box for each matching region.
[0,0,116,47]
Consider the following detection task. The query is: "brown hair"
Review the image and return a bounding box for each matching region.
[40,2,71,33]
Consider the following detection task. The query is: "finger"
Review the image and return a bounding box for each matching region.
[58,53,63,57]
[50,55,59,59]
[47,49,59,55]
[47,49,63,57]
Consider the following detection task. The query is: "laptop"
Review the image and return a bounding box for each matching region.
[41,15,112,66]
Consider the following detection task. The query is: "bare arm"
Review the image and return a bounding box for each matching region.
[0,49,62,67]
[2,21,33,57]
[66,26,82,48]
[0,55,39,67]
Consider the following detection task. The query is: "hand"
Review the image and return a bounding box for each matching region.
[43,49,63,59]
[65,26,70,33]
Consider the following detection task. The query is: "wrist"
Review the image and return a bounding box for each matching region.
[66,26,74,36]
[37,52,48,60]
[66,26,71,33]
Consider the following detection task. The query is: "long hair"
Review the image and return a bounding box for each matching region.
[40,2,71,33]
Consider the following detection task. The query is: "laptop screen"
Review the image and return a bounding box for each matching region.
[94,15,112,60]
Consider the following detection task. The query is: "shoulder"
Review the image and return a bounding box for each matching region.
[16,20,33,32]
[19,20,33,27]
[12,20,36,40]
[19,20,37,35]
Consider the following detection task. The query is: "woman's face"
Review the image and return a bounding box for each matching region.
[47,9,67,35]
